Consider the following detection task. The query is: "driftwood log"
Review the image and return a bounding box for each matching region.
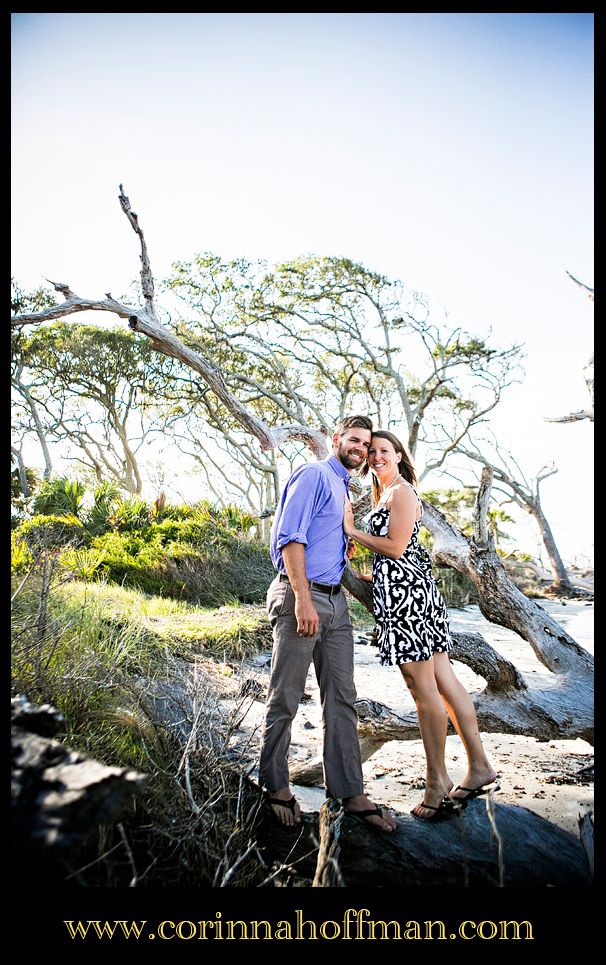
[11,695,146,885]
[12,694,592,890]
[258,797,592,888]
[578,811,594,878]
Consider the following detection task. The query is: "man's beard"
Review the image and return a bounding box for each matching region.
[337,445,364,470]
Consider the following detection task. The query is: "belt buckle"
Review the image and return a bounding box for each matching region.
[310,580,339,595]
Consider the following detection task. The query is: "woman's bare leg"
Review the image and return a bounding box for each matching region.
[432,652,497,798]
[399,659,453,818]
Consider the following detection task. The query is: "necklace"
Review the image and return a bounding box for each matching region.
[380,472,402,497]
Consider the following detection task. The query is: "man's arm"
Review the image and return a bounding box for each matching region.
[282,542,319,639]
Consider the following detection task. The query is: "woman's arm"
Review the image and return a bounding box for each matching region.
[344,487,418,560]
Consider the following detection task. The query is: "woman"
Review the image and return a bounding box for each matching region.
[343,429,498,820]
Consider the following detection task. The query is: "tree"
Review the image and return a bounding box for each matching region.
[454,436,580,595]
[163,251,524,480]
[17,321,176,494]
[11,281,58,482]
[419,486,514,549]
[11,456,41,513]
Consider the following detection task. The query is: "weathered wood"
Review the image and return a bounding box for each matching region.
[312,798,345,887]
[255,810,321,885]
[256,796,591,887]
[333,798,591,887]
[423,501,592,677]
[11,696,146,884]
[289,670,593,787]
[578,811,594,878]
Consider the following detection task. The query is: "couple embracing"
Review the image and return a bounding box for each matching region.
[258,415,497,832]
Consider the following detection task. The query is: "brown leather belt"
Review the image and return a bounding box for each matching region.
[278,573,342,596]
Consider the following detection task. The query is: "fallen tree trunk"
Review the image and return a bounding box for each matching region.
[289,629,592,787]
[326,798,592,887]
[11,695,146,886]
[257,797,592,888]
[422,472,593,679]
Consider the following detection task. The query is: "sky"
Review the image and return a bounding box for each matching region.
[11,12,594,565]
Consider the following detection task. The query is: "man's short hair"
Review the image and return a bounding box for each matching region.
[334,414,373,436]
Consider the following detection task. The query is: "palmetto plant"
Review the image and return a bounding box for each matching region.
[32,477,86,518]
[85,481,121,536]
[109,496,152,532]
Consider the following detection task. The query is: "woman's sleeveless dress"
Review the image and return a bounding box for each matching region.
[367,488,452,666]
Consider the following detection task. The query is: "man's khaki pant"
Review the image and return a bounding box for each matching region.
[258,576,364,799]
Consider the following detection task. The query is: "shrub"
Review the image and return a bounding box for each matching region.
[145,517,225,547]
[84,531,186,597]
[11,532,32,574]
[15,513,89,553]
[108,496,152,532]
[164,537,274,607]
[85,481,121,536]
[59,546,108,581]
[12,484,275,607]
[32,477,86,517]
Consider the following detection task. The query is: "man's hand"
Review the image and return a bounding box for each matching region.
[281,541,319,637]
[294,596,319,638]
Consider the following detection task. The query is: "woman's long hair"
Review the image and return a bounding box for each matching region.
[363,430,418,506]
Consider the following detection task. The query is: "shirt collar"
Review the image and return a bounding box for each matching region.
[325,454,351,485]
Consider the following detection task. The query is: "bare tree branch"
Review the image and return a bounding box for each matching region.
[118,185,155,310]
[11,187,329,461]
[454,440,579,594]
[565,269,594,300]
[473,466,493,547]
[544,272,593,422]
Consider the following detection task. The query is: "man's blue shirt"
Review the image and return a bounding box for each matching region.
[270,455,350,585]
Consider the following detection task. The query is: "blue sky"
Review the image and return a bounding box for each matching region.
[11,13,594,563]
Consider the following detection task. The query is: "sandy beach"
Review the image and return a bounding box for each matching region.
[237,598,593,838]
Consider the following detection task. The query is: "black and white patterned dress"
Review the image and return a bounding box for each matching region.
[368,488,452,666]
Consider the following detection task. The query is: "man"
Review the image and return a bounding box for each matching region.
[258,415,396,833]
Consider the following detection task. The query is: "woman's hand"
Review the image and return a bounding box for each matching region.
[343,496,356,537]
[356,572,372,583]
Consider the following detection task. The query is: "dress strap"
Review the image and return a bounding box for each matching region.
[399,479,423,518]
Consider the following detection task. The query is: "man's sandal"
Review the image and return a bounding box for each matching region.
[265,794,301,824]
[345,804,395,833]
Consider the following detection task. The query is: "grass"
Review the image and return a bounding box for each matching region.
[52,579,272,660]
[11,573,272,764]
